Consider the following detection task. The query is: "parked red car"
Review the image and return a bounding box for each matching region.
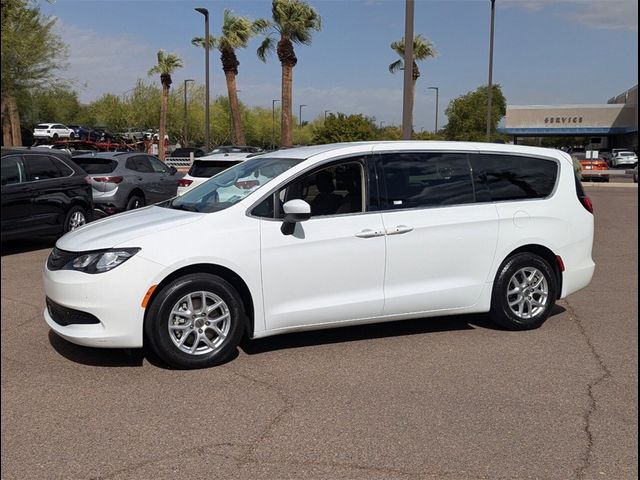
[577,156,609,182]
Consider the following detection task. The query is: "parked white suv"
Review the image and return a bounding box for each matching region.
[43,142,595,369]
[177,152,253,195]
[33,123,76,140]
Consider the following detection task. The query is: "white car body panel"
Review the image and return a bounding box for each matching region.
[43,141,595,349]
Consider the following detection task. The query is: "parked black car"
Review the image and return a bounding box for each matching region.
[1,149,93,241]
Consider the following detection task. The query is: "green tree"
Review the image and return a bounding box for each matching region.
[312,113,377,144]
[257,0,321,147]
[192,10,265,146]
[443,84,506,141]
[388,34,437,128]
[19,86,81,128]
[147,50,183,160]
[1,0,68,145]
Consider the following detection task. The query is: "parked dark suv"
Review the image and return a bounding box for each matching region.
[1,149,93,241]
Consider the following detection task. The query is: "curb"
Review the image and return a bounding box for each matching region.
[582,182,637,189]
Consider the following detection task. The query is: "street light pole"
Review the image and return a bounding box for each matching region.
[195,7,210,150]
[324,110,331,121]
[272,99,280,149]
[183,79,195,147]
[486,0,496,142]
[428,86,439,133]
[299,104,306,127]
[401,0,415,140]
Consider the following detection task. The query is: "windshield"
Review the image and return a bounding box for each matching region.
[166,157,302,213]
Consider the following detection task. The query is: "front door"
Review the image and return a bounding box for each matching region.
[258,157,386,331]
[0,154,32,238]
[374,149,499,315]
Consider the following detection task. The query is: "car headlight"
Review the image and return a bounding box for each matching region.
[65,248,140,274]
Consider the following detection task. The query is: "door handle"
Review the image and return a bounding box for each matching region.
[355,229,385,238]
[386,225,414,235]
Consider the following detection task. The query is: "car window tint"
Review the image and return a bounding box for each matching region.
[134,156,154,173]
[149,156,169,173]
[25,155,64,181]
[471,154,558,201]
[281,160,365,217]
[54,159,73,176]
[378,152,474,209]
[190,160,239,178]
[125,157,137,171]
[74,158,117,174]
[1,156,25,185]
[251,193,275,218]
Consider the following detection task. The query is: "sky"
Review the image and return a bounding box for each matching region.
[40,0,638,132]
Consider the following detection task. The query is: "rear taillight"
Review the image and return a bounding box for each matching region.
[93,176,123,184]
[580,196,594,214]
[178,179,193,187]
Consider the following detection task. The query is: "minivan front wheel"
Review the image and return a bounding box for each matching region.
[145,274,245,369]
[490,253,557,330]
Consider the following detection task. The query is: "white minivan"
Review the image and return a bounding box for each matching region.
[43,142,595,369]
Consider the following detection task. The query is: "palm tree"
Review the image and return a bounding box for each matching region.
[257,0,321,147]
[148,50,183,160]
[192,10,265,146]
[389,34,437,130]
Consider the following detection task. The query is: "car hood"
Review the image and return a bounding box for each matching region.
[57,206,203,252]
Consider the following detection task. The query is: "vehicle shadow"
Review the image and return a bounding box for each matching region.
[47,330,239,369]
[47,306,566,368]
[241,305,567,355]
[1,238,56,257]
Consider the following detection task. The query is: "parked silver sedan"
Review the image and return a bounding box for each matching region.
[73,152,181,216]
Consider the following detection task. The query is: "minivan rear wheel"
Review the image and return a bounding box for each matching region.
[490,253,557,330]
[145,274,245,369]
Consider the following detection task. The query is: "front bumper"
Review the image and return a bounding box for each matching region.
[43,253,163,348]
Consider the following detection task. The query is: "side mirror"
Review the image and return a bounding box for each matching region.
[169,166,177,175]
[281,199,311,235]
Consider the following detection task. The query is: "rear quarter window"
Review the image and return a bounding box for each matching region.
[471,154,558,201]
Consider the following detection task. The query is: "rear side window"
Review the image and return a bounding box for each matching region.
[125,156,154,173]
[54,159,73,176]
[25,155,65,181]
[74,157,118,174]
[1,155,26,185]
[471,154,558,201]
[378,152,474,209]
[190,160,239,178]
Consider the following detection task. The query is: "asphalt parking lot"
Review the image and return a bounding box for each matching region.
[1,186,637,480]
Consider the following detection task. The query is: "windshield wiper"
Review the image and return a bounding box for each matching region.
[171,203,200,212]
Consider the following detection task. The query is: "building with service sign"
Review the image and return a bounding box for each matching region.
[500,85,638,151]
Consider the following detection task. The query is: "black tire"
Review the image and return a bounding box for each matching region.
[489,253,557,331]
[144,273,246,369]
[52,133,59,140]
[69,132,75,140]
[63,205,87,233]
[126,194,144,210]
